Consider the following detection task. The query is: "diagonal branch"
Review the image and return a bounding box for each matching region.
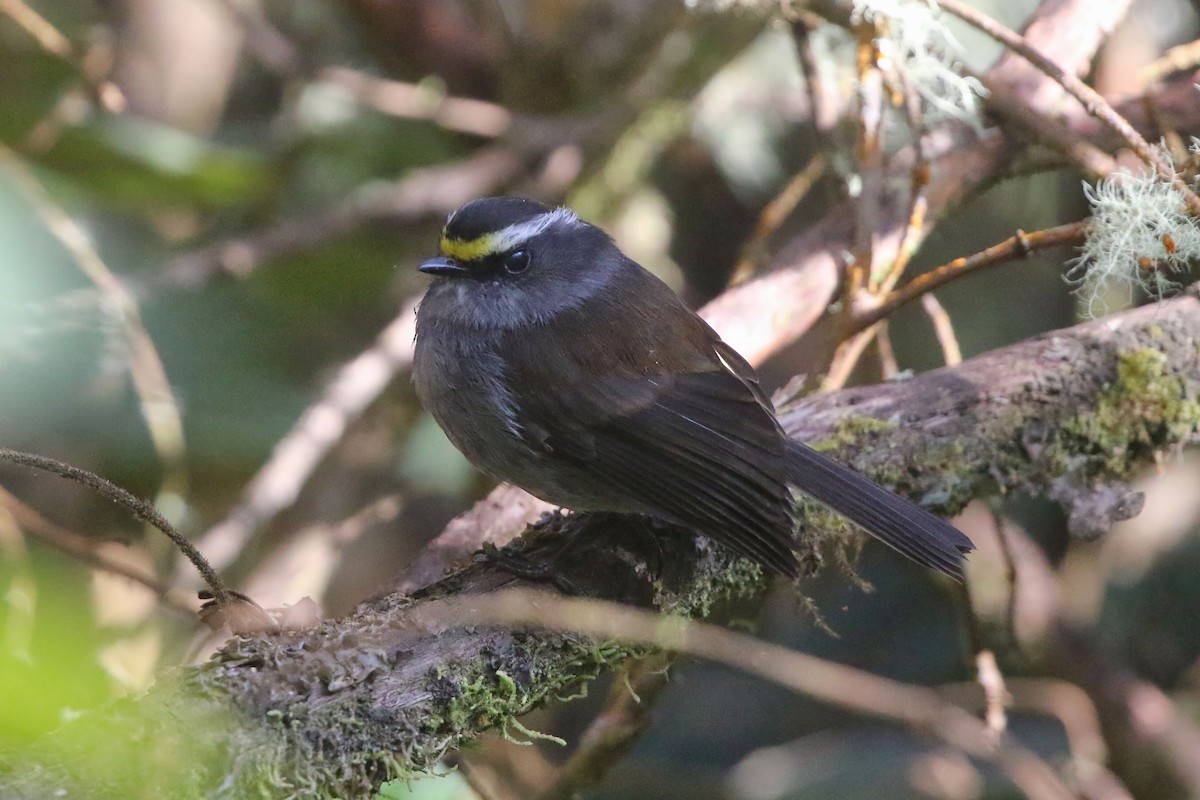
[704,0,1133,365]
[7,292,1196,799]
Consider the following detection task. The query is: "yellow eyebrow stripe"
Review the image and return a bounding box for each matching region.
[440,233,498,261]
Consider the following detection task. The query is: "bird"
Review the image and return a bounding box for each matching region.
[412,197,974,580]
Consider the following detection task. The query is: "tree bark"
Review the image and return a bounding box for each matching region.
[5,291,1197,799]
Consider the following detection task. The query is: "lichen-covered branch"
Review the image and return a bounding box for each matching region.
[4,293,1196,799]
[777,291,1200,540]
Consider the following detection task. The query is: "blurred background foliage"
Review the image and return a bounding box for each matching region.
[0,0,1198,798]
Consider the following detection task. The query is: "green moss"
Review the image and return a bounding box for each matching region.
[1062,348,1200,476]
[444,670,529,735]
[805,410,974,517]
[217,347,1198,797]
[178,344,1200,797]
[808,414,898,453]
[419,635,638,756]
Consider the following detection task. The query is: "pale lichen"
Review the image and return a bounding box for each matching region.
[1068,149,1200,316]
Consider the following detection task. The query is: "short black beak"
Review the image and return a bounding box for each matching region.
[419,256,470,277]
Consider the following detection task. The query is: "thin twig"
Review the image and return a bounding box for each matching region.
[976,650,1011,742]
[183,301,418,583]
[937,677,1117,793]
[728,154,828,286]
[1139,37,1200,86]
[535,654,674,800]
[0,486,195,614]
[790,13,839,134]
[954,558,1008,743]
[0,449,229,606]
[0,0,72,56]
[921,293,962,366]
[0,145,187,496]
[852,221,1088,335]
[874,321,899,379]
[873,44,931,294]
[425,589,1077,800]
[987,504,1023,656]
[981,76,1119,178]
[2,0,124,150]
[850,17,886,296]
[822,325,879,392]
[937,0,1200,217]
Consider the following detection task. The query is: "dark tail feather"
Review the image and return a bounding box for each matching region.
[784,440,974,581]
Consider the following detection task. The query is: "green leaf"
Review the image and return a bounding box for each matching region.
[35,115,271,211]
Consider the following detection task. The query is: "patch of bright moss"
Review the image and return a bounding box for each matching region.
[1063,348,1200,476]
[808,414,898,453]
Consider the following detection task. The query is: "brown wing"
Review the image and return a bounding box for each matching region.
[705,304,973,578]
[501,268,799,576]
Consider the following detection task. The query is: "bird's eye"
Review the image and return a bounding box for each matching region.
[502,249,530,274]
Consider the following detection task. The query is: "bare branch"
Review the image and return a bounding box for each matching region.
[0,144,187,494]
[937,0,1200,215]
[0,449,230,608]
[7,293,1194,798]
[0,486,195,615]
[182,301,420,583]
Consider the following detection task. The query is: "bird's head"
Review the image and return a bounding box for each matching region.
[417,197,620,329]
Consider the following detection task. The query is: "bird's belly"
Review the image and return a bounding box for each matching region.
[415,336,566,498]
[414,328,653,516]
[415,346,517,465]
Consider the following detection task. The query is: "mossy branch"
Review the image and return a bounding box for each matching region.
[5,293,1198,800]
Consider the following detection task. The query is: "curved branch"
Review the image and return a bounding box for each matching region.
[706,0,1137,365]
[7,292,1197,799]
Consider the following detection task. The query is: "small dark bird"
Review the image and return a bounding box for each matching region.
[413,198,974,579]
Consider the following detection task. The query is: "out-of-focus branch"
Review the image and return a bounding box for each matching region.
[974,507,1200,799]
[0,486,195,615]
[179,300,420,584]
[0,0,72,57]
[1140,39,1200,85]
[936,0,1200,216]
[433,589,1076,800]
[1069,68,1200,149]
[138,147,524,294]
[8,293,1195,798]
[728,153,827,285]
[0,144,187,496]
[320,67,512,138]
[534,653,673,800]
[706,0,1132,365]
